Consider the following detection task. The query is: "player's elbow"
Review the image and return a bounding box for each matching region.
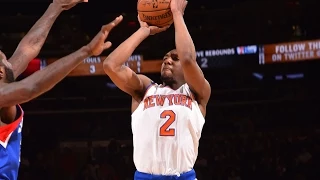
[103,59,112,70]
[103,58,118,74]
[15,45,37,60]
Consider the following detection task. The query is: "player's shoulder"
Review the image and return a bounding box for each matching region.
[132,74,155,101]
[136,74,157,91]
[137,74,153,86]
[0,105,23,125]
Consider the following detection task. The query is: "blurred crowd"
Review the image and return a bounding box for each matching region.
[197,130,318,180]
[18,118,320,180]
[16,83,320,180]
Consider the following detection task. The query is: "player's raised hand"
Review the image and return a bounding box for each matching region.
[53,0,88,10]
[170,0,188,15]
[138,15,170,35]
[86,15,123,56]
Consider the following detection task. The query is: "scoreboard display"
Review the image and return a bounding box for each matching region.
[195,45,260,68]
[47,56,105,76]
[260,39,320,64]
[21,39,320,77]
[46,55,145,76]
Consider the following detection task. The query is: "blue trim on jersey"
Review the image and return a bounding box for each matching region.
[145,81,155,90]
[141,81,155,100]
[134,169,196,180]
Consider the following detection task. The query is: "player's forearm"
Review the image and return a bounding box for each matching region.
[24,46,91,99]
[20,3,63,48]
[103,27,150,69]
[172,12,196,62]
[10,3,63,77]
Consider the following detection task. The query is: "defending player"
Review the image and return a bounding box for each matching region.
[103,0,211,179]
[0,0,87,178]
[0,8,123,179]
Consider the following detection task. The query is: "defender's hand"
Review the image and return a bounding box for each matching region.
[87,15,123,56]
[53,0,87,10]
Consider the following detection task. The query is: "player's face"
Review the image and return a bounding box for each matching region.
[0,55,14,83]
[160,49,184,85]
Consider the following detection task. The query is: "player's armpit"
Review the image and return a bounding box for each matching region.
[0,82,34,107]
[103,64,151,100]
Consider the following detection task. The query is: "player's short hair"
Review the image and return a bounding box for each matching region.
[4,66,15,82]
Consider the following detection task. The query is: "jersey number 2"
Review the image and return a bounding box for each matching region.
[160,110,176,136]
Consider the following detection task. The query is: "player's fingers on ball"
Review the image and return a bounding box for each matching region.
[137,15,146,24]
[158,28,164,33]
[159,25,170,31]
[155,29,162,33]
[150,27,157,32]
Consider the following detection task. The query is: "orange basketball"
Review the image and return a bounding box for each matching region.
[137,0,173,27]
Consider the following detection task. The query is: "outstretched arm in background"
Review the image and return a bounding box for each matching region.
[103,16,169,100]
[171,0,211,109]
[0,15,123,108]
[8,0,87,79]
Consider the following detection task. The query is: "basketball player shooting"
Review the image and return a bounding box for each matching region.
[0,3,123,178]
[103,0,211,179]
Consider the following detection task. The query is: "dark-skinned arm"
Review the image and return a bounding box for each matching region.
[8,3,63,78]
[172,11,211,105]
[0,46,90,107]
[0,15,122,108]
[0,15,121,125]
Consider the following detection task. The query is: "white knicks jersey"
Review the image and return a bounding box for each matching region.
[131,83,205,175]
